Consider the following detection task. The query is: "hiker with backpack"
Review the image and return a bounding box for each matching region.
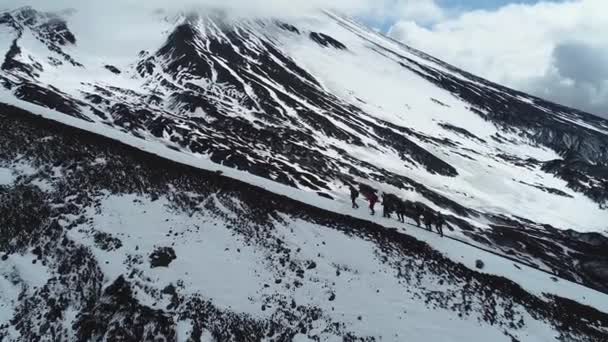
[423,209,434,231]
[365,191,378,215]
[382,193,393,218]
[349,185,360,209]
[435,212,445,237]
[395,199,406,223]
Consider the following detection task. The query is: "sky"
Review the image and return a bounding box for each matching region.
[2,0,607,119]
[381,0,608,119]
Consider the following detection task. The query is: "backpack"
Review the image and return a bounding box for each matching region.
[369,193,378,203]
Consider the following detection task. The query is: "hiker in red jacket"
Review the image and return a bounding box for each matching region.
[366,192,378,215]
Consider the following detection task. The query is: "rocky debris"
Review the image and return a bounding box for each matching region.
[149,247,176,268]
[93,231,123,251]
[0,184,50,253]
[75,276,177,341]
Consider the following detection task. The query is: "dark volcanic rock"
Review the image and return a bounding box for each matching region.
[276,21,300,34]
[309,32,347,50]
[38,17,76,46]
[439,123,486,144]
[542,157,608,206]
[0,184,50,253]
[94,231,123,251]
[150,247,176,268]
[76,276,177,341]
[2,38,38,78]
[14,82,90,121]
[104,64,121,74]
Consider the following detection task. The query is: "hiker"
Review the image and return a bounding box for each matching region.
[366,191,378,215]
[349,185,360,209]
[394,199,405,223]
[435,212,445,237]
[382,193,393,218]
[423,209,434,231]
[412,202,423,227]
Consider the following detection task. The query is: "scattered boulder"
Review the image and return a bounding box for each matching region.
[149,247,176,268]
[475,259,485,269]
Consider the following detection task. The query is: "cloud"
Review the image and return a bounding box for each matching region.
[388,0,608,119]
[385,0,445,24]
[0,0,386,61]
[1,0,391,18]
[0,0,447,60]
[526,41,608,116]
[552,41,608,84]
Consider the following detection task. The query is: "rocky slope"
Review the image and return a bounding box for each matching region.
[1,103,608,341]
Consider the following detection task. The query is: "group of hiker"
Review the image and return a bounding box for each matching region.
[348,184,445,237]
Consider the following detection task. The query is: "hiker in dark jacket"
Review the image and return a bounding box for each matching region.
[395,199,406,223]
[382,193,393,218]
[412,202,423,227]
[349,185,360,209]
[435,212,445,237]
[423,209,434,231]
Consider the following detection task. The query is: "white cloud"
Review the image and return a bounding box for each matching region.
[388,0,608,118]
[360,0,445,24]
[1,0,391,18]
[392,0,445,24]
[0,0,389,61]
[0,0,446,60]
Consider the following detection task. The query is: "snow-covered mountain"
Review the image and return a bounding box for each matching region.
[1,6,608,341]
